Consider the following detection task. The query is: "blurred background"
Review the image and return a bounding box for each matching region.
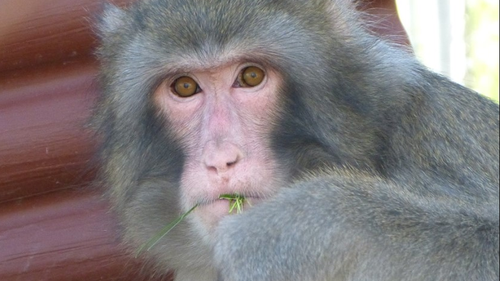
[396,0,499,102]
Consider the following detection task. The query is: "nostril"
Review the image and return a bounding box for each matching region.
[203,141,243,174]
[227,159,238,167]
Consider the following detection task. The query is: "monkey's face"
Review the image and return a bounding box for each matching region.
[97,0,342,249]
[154,62,285,234]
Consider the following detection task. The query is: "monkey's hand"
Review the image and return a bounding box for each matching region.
[214,172,499,281]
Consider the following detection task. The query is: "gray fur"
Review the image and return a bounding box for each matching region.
[94,0,499,280]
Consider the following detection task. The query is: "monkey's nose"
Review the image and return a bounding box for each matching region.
[203,141,242,174]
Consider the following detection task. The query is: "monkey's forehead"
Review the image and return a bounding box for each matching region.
[98,0,359,67]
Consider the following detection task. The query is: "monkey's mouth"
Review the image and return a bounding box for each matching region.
[197,195,262,215]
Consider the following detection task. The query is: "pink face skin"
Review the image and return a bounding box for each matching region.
[155,61,285,239]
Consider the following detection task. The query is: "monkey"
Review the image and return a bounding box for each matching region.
[93,0,499,280]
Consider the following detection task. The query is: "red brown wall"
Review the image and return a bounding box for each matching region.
[0,0,407,280]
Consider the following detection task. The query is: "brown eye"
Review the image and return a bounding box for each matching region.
[172,76,200,97]
[241,66,265,87]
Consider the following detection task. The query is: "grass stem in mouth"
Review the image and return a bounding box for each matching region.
[137,194,247,254]
[218,193,248,214]
[136,204,198,255]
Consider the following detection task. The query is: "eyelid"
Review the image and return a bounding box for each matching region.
[237,62,266,72]
[169,72,197,84]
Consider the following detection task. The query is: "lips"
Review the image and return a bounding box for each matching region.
[198,195,260,207]
[191,194,267,232]
[196,196,261,216]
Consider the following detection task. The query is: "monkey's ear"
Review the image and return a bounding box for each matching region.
[97,3,127,37]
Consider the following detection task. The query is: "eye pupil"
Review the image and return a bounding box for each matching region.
[173,76,199,97]
[241,66,265,87]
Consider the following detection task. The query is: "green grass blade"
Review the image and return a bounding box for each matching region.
[219,193,245,214]
[136,204,198,256]
[137,194,247,254]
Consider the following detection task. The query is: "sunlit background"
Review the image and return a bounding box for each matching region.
[396,0,499,102]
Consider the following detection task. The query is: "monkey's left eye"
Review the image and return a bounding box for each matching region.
[235,66,265,87]
[172,76,201,97]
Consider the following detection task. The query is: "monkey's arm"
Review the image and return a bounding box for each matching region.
[214,172,499,281]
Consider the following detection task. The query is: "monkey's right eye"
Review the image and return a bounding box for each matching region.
[172,76,201,97]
